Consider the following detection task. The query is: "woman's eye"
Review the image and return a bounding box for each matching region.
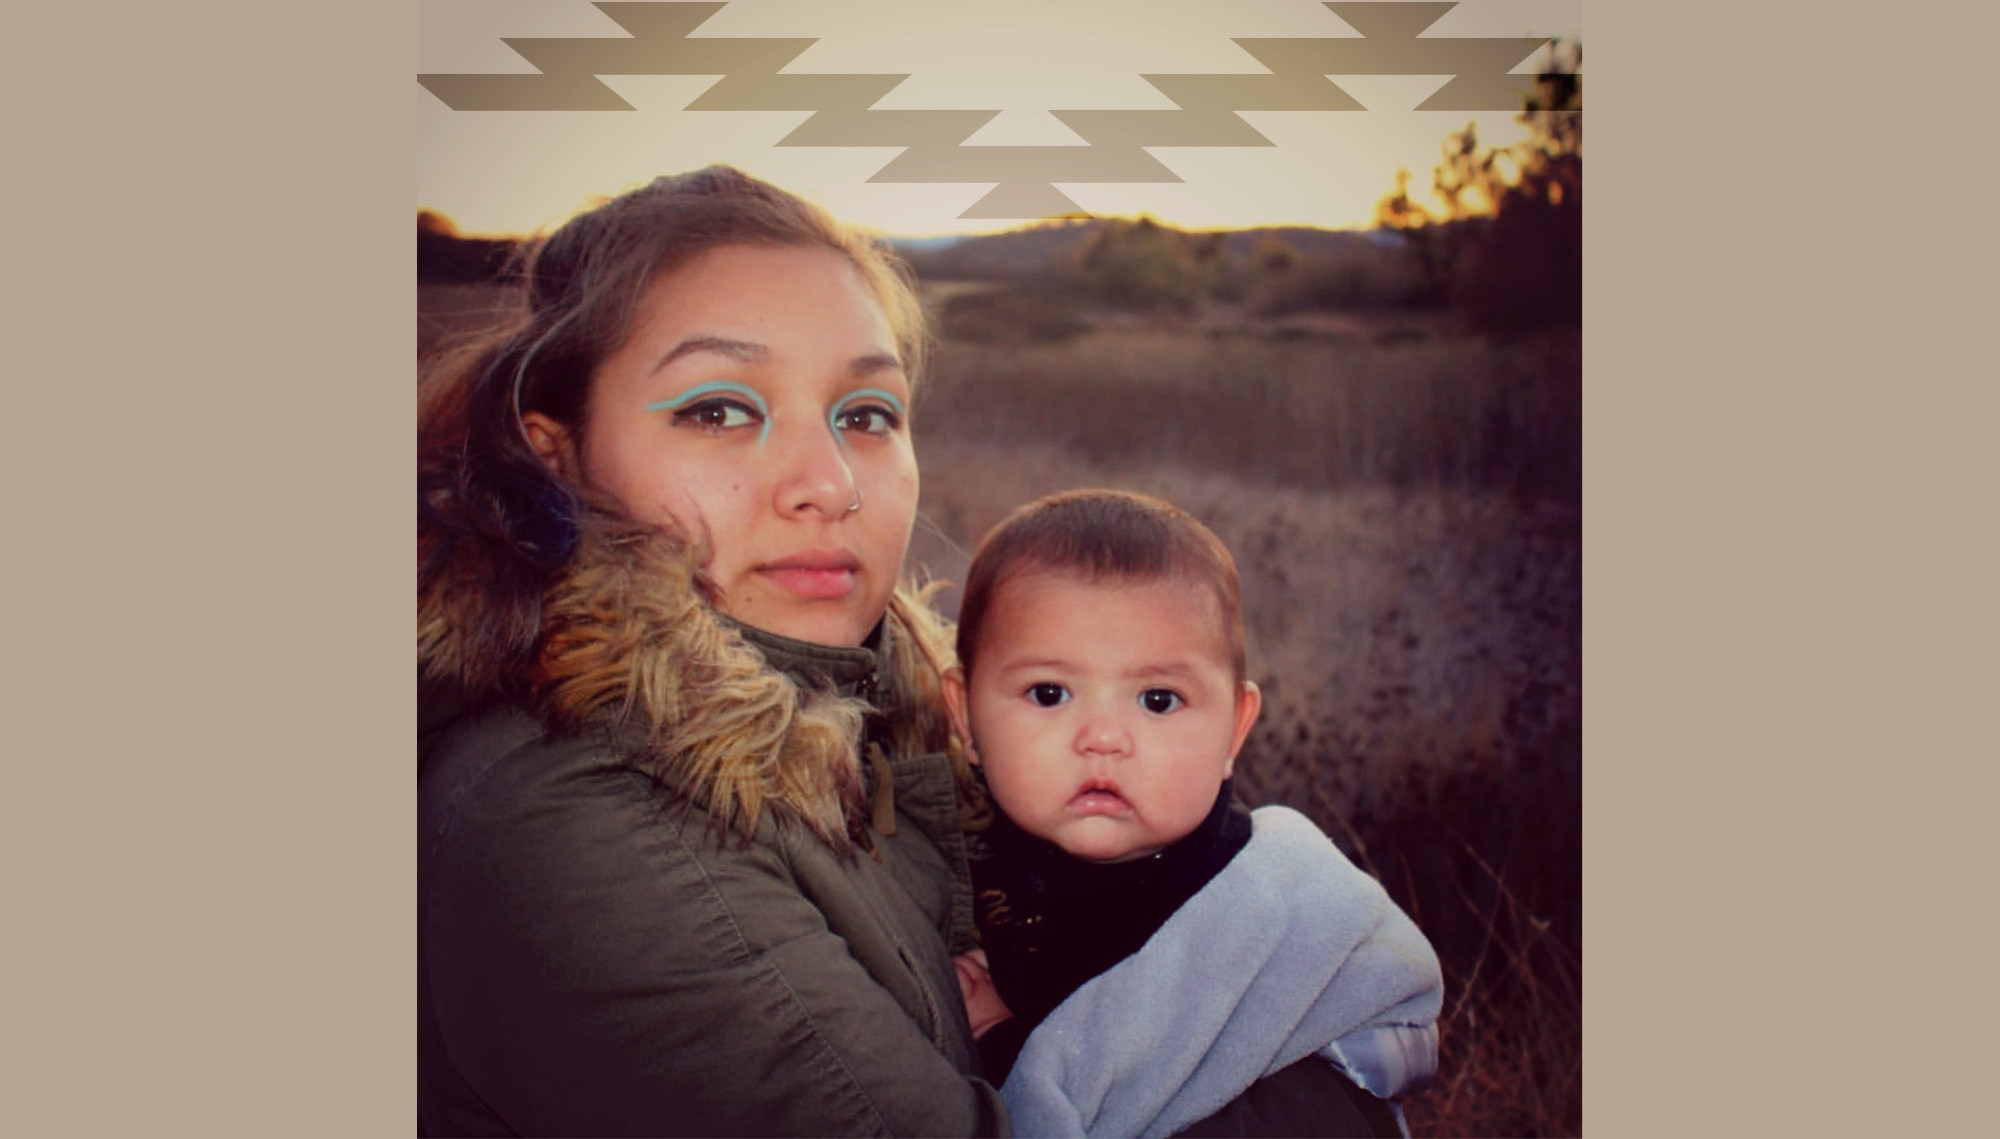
[1139,689,1184,715]
[671,398,761,431]
[1026,683,1070,708]
[833,404,902,436]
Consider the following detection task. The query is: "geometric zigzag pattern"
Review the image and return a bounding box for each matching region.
[419,1,1560,218]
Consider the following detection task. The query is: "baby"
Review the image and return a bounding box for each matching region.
[942,489,1442,1138]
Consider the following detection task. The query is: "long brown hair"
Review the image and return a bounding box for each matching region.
[419,166,929,700]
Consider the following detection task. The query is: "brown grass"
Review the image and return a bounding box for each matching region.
[905,318,1580,1138]
[913,319,1579,499]
[905,437,1581,1137]
[1396,840,1582,1138]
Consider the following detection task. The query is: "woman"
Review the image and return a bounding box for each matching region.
[418,166,999,1136]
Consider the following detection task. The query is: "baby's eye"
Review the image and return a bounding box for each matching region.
[832,404,902,436]
[1026,683,1071,708]
[1139,688,1184,715]
[671,397,761,431]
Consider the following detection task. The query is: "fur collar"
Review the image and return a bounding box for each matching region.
[422,515,892,851]
[536,521,882,850]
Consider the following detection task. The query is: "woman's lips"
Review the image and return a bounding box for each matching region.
[757,552,861,600]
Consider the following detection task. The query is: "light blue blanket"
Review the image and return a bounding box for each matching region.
[1000,806,1442,1138]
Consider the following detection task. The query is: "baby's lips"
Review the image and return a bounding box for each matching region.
[1068,784,1132,816]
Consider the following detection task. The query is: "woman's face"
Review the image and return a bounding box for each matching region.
[526,244,919,648]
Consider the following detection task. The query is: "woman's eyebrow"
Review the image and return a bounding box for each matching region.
[651,336,767,374]
[650,339,901,378]
[849,353,903,378]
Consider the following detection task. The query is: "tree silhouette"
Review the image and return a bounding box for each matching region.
[1375,40,1582,336]
[416,210,519,285]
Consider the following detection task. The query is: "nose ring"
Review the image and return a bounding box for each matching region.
[845,490,862,514]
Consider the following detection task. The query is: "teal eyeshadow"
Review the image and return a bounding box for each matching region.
[645,381,771,443]
[828,388,908,434]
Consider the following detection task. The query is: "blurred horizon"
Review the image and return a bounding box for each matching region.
[419,204,1424,244]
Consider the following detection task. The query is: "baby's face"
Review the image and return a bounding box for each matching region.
[945,571,1261,863]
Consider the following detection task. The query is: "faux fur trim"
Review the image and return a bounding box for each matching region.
[531,519,874,850]
[420,508,976,853]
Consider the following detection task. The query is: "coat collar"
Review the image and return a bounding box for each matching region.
[528,519,879,851]
[421,509,956,856]
[727,618,885,706]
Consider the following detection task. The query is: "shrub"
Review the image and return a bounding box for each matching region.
[935,285,1089,344]
[1073,216,1222,312]
[1246,241,1428,315]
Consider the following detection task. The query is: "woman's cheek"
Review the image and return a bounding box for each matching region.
[684,475,754,531]
[871,441,921,511]
[583,432,678,526]
[621,458,729,539]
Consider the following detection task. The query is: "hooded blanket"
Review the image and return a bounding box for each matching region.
[1001,806,1442,1138]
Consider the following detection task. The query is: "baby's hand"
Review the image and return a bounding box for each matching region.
[952,949,1012,1041]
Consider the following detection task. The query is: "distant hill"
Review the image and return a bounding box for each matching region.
[891,220,1098,282]
[1215,226,1385,258]
[892,219,1382,282]
[416,210,1390,290]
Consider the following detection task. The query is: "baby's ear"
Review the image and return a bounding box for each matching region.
[941,666,979,765]
[1223,680,1262,777]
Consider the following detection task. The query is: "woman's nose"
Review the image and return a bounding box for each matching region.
[771,416,859,519]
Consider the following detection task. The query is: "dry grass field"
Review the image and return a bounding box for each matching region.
[419,250,1582,1137]
[904,299,1581,1137]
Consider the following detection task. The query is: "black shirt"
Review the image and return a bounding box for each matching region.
[969,780,1402,1137]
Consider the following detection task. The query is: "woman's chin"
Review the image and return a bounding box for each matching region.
[726,600,875,649]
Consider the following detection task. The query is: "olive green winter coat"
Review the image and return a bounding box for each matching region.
[418,524,1004,1137]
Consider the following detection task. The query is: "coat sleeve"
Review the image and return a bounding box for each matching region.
[420,735,1008,1138]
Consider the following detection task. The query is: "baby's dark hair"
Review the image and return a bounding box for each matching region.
[954,489,1247,684]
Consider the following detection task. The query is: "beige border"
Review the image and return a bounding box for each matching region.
[13,1,1985,1136]
[13,1,410,1133]
[1585,3,1983,1136]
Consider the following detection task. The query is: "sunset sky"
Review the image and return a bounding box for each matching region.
[417,0,1581,239]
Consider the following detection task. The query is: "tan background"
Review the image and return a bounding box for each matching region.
[9,2,1991,1137]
